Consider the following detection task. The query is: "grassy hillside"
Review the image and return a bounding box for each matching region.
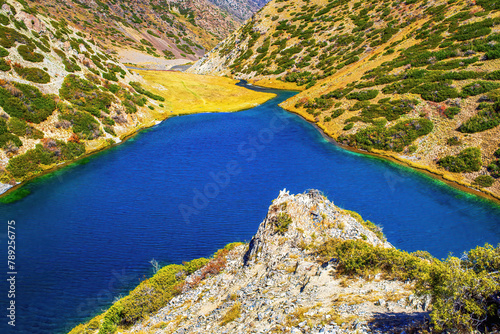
[0,0,274,198]
[190,0,500,199]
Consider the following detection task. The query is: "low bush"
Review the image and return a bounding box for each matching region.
[316,239,500,333]
[346,89,379,101]
[129,82,165,101]
[474,175,495,187]
[60,75,114,117]
[331,108,344,119]
[274,212,292,234]
[343,123,354,131]
[13,65,50,83]
[342,118,433,152]
[6,141,85,180]
[437,147,482,173]
[412,82,459,102]
[0,82,56,123]
[0,58,10,71]
[0,132,22,149]
[487,160,500,178]
[459,102,500,133]
[95,244,236,334]
[446,136,461,146]
[17,45,44,62]
[461,81,500,97]
[444,106,460,119]
[59,108,101,140]
[8,117,43,139]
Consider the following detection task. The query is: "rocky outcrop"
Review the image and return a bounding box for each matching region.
[114,190,429,334]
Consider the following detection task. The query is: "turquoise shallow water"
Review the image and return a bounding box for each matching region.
[0,86,499,334]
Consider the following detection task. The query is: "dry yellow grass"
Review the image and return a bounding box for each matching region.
[135,70,276,115]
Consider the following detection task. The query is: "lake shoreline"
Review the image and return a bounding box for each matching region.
[277,102,500,205]
[0,91,277,201]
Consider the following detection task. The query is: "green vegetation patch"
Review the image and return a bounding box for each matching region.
[0,82,56,123]
[437,147,482,173]
[129,82,165,101]
[17,45,44,62]
[474,175,495,187]
[13,65,50,83]
[6,141,85,180]
[315,239,500,332]
[60,75,114,117]
[459,102,500,133]
[340,118,433,152]
[59,107,101,140]
[0,187,31,204]
[346,89,379,101]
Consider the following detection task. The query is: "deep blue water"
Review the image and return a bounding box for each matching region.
[1,87,500,334]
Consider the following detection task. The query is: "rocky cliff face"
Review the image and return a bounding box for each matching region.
[207,0,270,21]
[70,190,430,334]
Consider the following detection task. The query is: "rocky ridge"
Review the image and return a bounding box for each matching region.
[70,189,431,334]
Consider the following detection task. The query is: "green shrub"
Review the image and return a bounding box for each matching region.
[102,72,118,82]
[0,58,10,71]
[446,136,461,146]
[129,82,165,101]
[274,212,292,234]
[0,132,22,148]
[444,106,460,119]
[0,14,9,26]
[317,239,500,333]
[346,89,379,101]
[461,81,500,97]
[183,258,210,274]
[59,109,101,139]
[331,108,345,119]
[487,160,500,178]
[63,59,81,73]
[60,75,114,116]
[0,46,8,57]
[437,147,482,173]
[17,45,44,62]
[422,244,500,332]
[315,239,430,281]
[13,65,50,83]
[8,117,43,139]
[412,82,459,102]
[0,82,56,123]
[343,123,354,130]
[343,118,433,152]
[474,175,494,187]
[459,102,500,133]
[6,141,85,180]
[107,84,120,94]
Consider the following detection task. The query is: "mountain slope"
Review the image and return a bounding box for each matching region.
[25,0,269,68]
[0,0,274,198]
[189,0,500,199]
[207,0,270,21]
